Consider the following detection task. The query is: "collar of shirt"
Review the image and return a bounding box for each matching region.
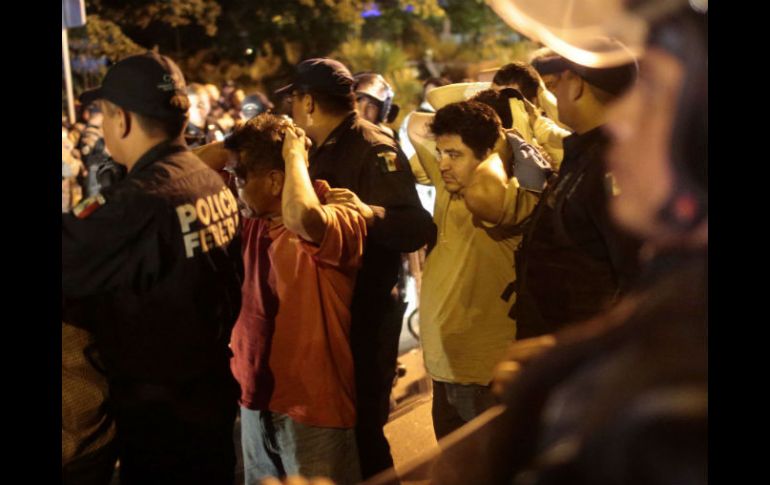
[560,126,608,172]
[129,136,188,176]
[311,111,357,160]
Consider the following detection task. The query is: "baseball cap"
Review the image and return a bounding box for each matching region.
[533,53,636,96]
[79,51,189,120]
[274,58,354,97]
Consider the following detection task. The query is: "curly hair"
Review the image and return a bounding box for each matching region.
[492,62,541,103]
[224,113,291,177]
[430,101,502,160]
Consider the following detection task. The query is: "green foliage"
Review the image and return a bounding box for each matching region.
[332,39,422,128]
[88,0,221,36]
[69,15,144,63]
[334,39,410,75]
[66,15,145,98]
[66,0,537,107]
[361,0,444,43]
[441,0,503,40]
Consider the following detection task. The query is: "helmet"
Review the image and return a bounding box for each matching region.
[240,93,274,121]
[353,73,395,123]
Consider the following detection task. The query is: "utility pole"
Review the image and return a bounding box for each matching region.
[62,0,87,124]
[62,28,76,125]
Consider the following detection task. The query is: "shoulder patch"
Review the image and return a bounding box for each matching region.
[605,172,621,196]
[376,150,403,173]
[72,194,106,219]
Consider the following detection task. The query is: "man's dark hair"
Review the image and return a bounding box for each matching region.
[424,77,451,89]
[305,89,355,116]
[492,62,541,103]
[102,98,189,139]
[470,88,528,129]
[225,113,289,177]
[430,101,502,160]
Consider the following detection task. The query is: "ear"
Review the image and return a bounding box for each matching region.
[118,107,131,139]
[570,75,585,102]
[269,170,284,196]
[304,94,315,115]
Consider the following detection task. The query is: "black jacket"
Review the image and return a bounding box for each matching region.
[309,112,435,302]
[514,128,641,338]
[429,250,707,485]
[62,138,243,386]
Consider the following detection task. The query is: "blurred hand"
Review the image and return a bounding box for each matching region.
[491,335,556,397]
[324,188,375,225]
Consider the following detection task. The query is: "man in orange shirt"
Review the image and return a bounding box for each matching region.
[224,114,367,485]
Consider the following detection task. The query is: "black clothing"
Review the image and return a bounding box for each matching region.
[514,128,641,338]
[430,249,707,485]
[62,138,243,484]
[309,112,435,478]
[184,123,207,148]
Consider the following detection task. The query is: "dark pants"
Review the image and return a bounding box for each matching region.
[431,380,497,440]
[351,298,408,479]
[112,378,239,485]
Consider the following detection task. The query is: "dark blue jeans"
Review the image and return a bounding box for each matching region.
[431,380,497,440]
[240,408,361,485]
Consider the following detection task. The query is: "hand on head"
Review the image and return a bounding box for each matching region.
[282,122,311,165]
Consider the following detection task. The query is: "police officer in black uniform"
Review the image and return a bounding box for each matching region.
[275,58,435,478]
[512,57,642,339]
[62,52,243,485]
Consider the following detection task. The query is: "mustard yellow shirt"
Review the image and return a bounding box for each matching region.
[416,141,532,385]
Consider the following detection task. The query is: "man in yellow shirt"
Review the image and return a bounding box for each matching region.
[412,100,539,438]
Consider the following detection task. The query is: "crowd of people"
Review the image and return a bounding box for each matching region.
[62,1,707,484]
[61,79,276,213]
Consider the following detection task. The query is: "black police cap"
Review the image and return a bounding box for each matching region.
[79,51,188,120]
[274,58,354,98]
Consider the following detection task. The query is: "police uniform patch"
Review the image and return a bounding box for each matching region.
[605,172,621,196]
[73,194,106,219]
[377,150,401,173]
